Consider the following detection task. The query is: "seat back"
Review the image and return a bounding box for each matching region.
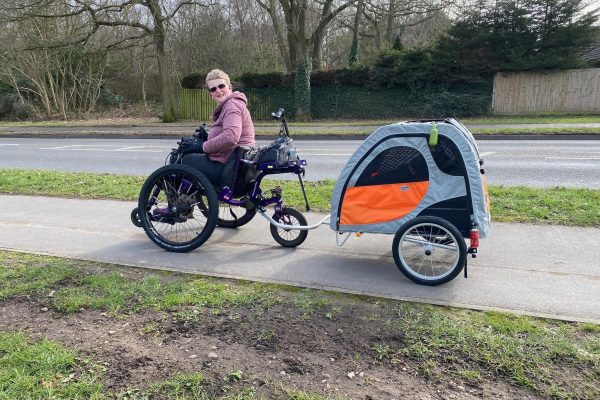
[219,146,259,198]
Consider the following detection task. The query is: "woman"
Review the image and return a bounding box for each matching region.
[182,69,255,185]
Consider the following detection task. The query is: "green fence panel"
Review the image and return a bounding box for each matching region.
[180,88,213,120]
[179,88,292,121]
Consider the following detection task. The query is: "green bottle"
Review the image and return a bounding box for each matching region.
[429,122,438,147]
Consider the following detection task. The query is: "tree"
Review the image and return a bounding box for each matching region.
[349,0,364,65]
[256,0,356,120]
[4,0,213,122]
[361,0,450,50]
[0,2,109,119]
[435,0,599,75]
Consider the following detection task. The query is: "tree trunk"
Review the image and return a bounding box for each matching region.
[311,0,332,70]
[294,52,311,121]
[349,0,364,66]
[257,0,294,72]
[385,0,396,46]
[147,0,176,122]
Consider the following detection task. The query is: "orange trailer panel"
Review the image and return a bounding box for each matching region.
[340,181,430,225]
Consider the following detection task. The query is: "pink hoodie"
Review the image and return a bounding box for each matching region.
[202,91,256,163]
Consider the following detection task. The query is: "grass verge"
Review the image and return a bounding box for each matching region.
[0,251,599,399]
[0,168,599,227]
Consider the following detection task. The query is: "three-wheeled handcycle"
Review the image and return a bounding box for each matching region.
[132,109,491,286]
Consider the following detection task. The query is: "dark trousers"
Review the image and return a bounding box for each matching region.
[181,153,225,185]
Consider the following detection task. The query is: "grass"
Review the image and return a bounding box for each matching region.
[1,168,599,227]
[470,127,600,135]
[0,251,599,399]
[385,304,600,398]
[0,332,103,399]
[489,185,600,226]
[0,252,279,315]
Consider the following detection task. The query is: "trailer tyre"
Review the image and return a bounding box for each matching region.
[392,216,466,286]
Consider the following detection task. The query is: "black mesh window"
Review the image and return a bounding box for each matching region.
[355,146,428,187]
[430,137,464,176]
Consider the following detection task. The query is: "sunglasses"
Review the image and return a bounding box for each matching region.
[208,83,227,93]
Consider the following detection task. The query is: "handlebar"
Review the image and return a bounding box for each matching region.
[272,108,284,120]
[194,123,209,141]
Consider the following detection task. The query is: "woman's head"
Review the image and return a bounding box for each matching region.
[206,69,232,104]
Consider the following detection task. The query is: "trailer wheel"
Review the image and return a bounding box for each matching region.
[392,216,466,286]
[270,207,308,248]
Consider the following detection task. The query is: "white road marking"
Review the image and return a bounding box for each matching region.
[479,151,497,157]
[302,153,352,156]
[0,144,19,146]
[39,144,164,153]
[545,157,600,160]
[116,146,165,152]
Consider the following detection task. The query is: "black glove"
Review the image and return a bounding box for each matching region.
[177,136,204,155]
[195,124,209,141]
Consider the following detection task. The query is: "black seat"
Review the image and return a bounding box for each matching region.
[218,146,258,197]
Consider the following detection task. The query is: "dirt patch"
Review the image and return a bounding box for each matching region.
[0,292,544,399]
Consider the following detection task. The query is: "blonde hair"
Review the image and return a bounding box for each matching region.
[205,69,231,86]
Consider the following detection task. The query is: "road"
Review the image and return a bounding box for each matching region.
[1,138,600,188]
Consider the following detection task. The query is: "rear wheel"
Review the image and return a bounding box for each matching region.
[216,201,257,228]
[392,216,466,286]
[270,207,308,248]
[138,164,218,252]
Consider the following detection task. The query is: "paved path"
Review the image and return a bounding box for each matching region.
[1,195,598,323]
[1,122,599,139]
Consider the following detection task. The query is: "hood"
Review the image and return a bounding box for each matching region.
[212,91,248,121]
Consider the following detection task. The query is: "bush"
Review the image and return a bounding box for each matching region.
[238,72,290,88]
[310,70,337,86]
[0,90,29,120]
[374,49,404,69]
[181,73,206,89]
[336,66,371,86]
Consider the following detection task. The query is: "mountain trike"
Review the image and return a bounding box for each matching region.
[132,109,490,286]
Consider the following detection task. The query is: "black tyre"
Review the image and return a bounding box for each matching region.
[130,207,143,227]
[138,164,218,252]
[269,207,308,248]
[216,201,257,228]
[392,216,466,286]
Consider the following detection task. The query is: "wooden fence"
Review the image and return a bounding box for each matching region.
[179,88,213,120]
[179,88,275,120]
[492,68,600,114]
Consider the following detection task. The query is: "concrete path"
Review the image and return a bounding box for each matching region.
[1,195,599,323]
[1,122,599,140]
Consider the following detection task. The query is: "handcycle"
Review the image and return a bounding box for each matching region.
[132,110,491,286]
[131,108,316,252]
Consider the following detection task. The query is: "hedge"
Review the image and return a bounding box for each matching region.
[244,86,490,119]
[181,67,493,119]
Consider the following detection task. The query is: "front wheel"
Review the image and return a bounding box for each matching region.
[138,164,218,252]
[269,207,308,248]
[131,207,142,228]
[392,216,466,286]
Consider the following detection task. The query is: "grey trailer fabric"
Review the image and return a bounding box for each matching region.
[330,120,491,238]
